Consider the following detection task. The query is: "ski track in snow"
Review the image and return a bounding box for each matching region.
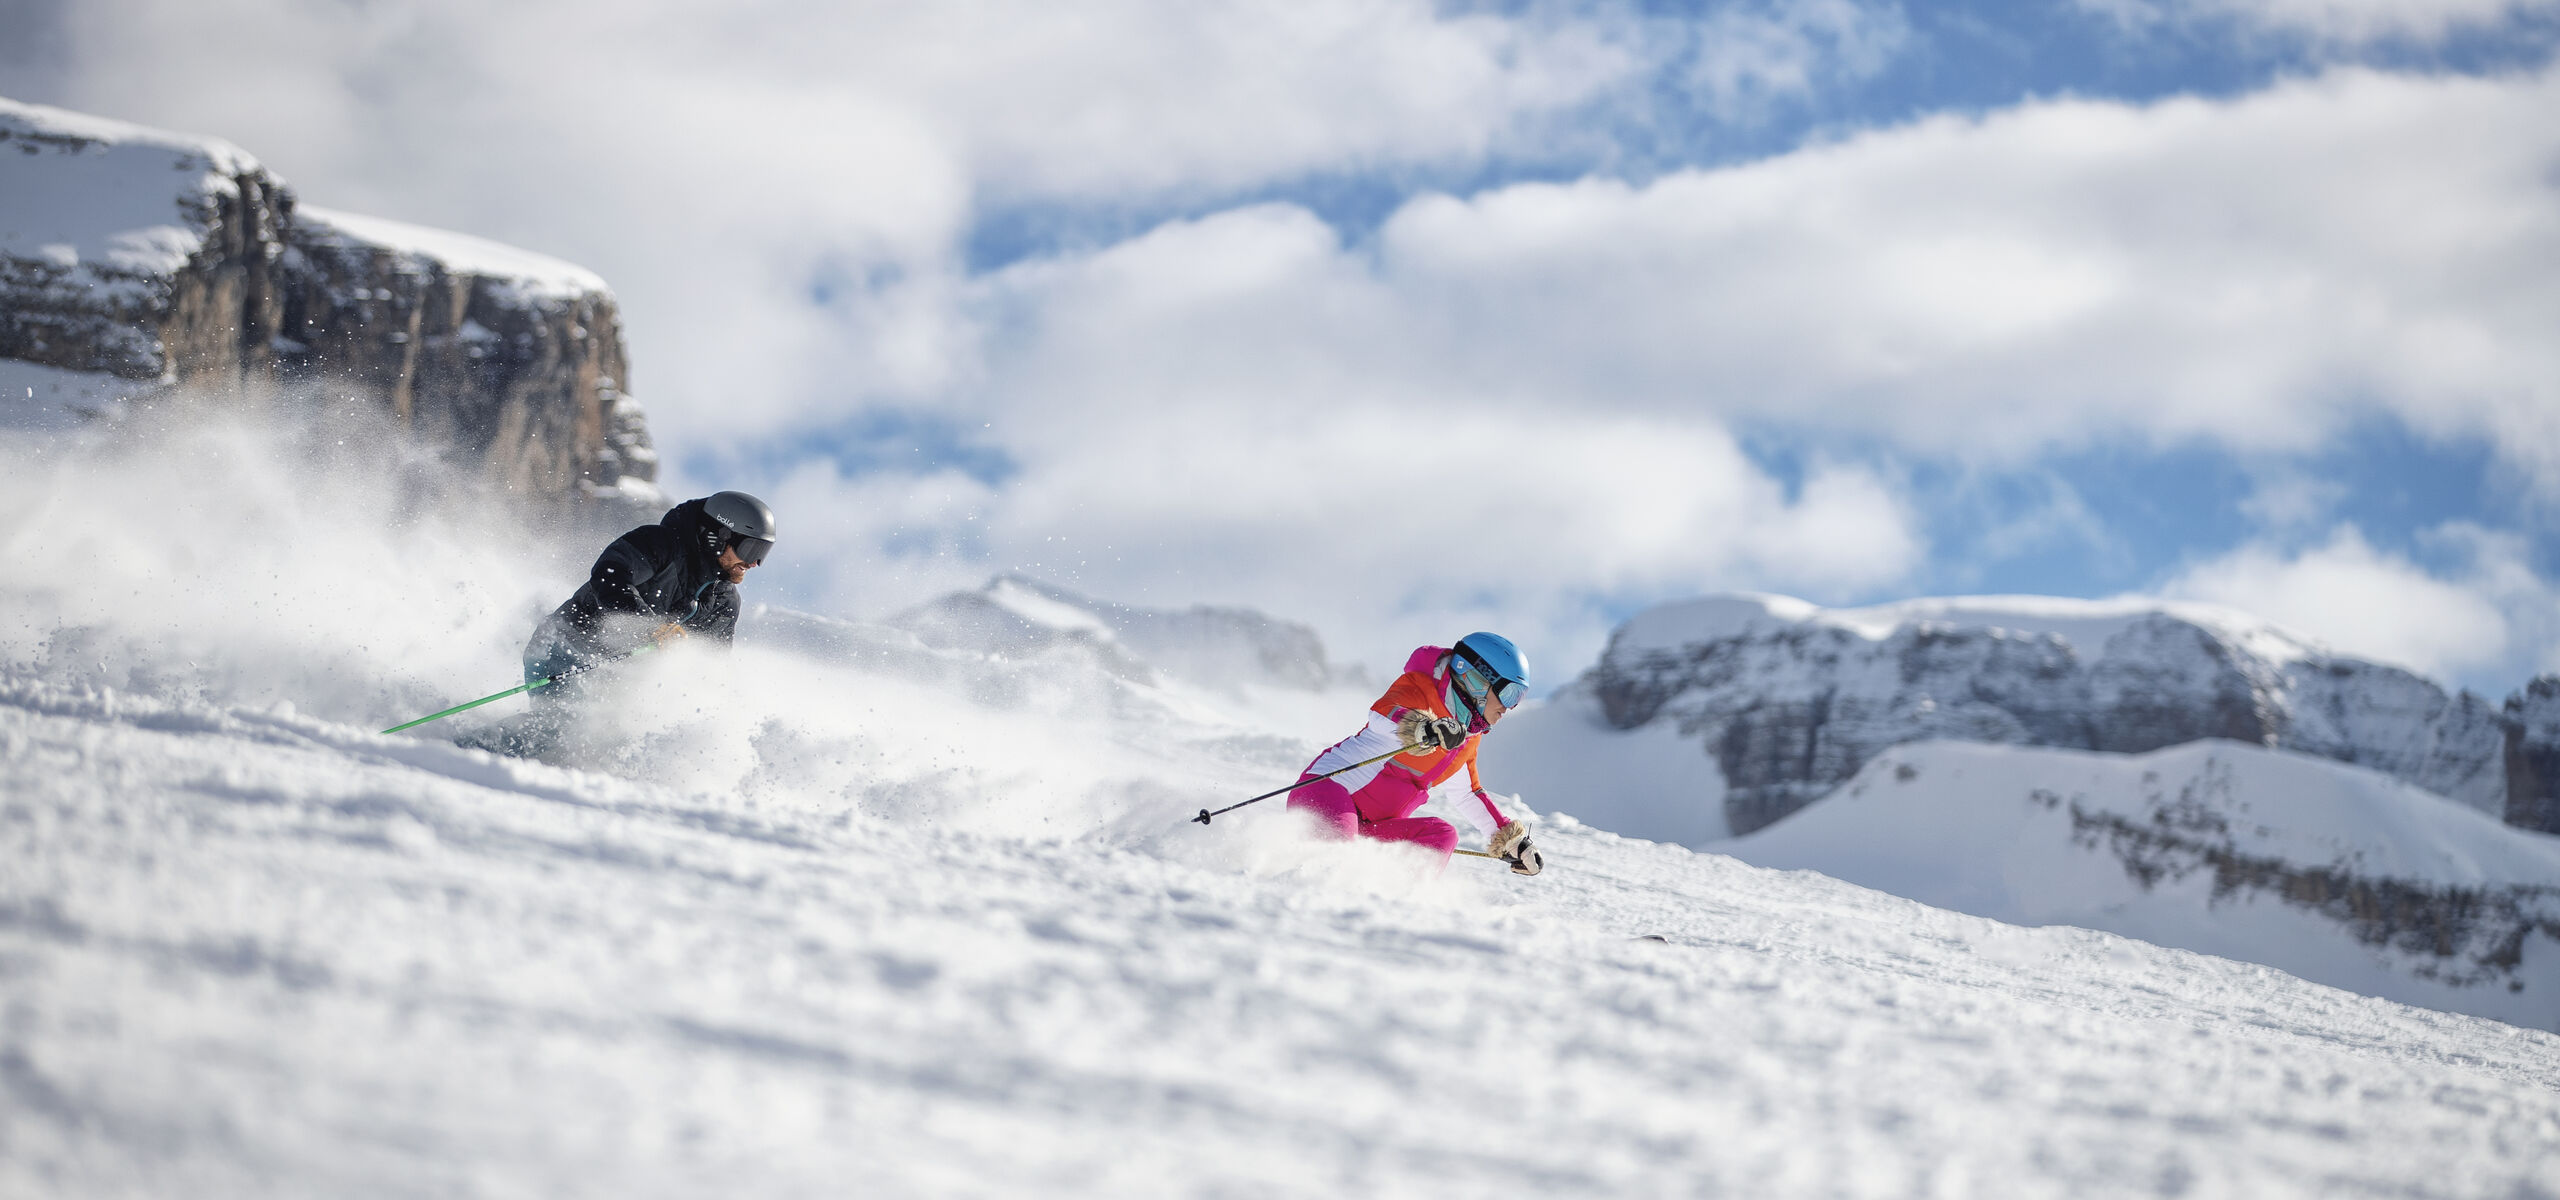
[3,425,2557,1197]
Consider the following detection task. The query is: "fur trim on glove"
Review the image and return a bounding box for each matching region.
[1489,821,1532,859]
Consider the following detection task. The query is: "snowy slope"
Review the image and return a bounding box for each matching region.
[1721,739,2560,1030]
[5,426,2560,1195]
[1480,686,1729,847]
[12,658,2560,1196]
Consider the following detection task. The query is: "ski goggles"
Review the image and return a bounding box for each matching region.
[1451,648,1525,717]
[726,533,774,565]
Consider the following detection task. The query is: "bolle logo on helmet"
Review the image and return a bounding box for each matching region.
[702,491,777,565]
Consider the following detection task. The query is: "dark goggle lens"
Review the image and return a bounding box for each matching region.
[1456,657,1525,713]
[730,535,773,565]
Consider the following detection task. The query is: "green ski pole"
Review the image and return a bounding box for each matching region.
[380,644,655,735]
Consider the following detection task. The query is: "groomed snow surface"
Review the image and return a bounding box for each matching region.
[5,416,2558,1197]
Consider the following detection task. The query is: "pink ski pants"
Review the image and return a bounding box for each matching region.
[1286,771,1458,859]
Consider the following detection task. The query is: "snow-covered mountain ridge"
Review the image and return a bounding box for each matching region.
[1720,738,2560,1028]
[1575,592,2531,836]
[0,95,654,509]
[889,573,1360,693]
[1472,592,2560,1029]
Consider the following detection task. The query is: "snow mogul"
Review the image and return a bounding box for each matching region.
[1291,632,1543,874]
[509,491,776,748]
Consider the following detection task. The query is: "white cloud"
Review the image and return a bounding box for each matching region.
[904,200,1932,668]
[1678,0,1913,115]
[2157,524,2547,685]
[2237,470,2352,531]
[1349,67,2560,480]
[864,67,2560,668]
[2079,0,2560,45]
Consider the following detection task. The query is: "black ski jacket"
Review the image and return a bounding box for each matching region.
[544,498,741,657]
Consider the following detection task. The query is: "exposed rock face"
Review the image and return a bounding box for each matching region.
[0,96,656,508]
[1585,594,2517,835]
[281,208,655,503]
[2501,677,2560,835]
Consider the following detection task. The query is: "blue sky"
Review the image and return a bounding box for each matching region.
[6,0,2558,692]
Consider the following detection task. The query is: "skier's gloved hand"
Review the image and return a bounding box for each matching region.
[1396,713,1468,751]
[650,622,690,646]
[1490,821,1543,875]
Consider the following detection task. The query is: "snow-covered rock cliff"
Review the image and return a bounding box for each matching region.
[2499,676,2560,833]
[0,96,655,508]
[1552,593,2514,837]
[1476,592,2560,1026]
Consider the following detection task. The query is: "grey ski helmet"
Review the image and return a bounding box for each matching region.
[702,490,777,564]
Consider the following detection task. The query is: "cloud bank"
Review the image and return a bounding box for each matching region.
[6,0,2558,688]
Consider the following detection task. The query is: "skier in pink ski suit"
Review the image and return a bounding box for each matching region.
[1289,633,1543,874]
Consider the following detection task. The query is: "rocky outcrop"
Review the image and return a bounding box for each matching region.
[0,96,656,509]
[1729,738,2560,1028]
[2061,787,2560,991]
[279,208,655,503]
[2501,677,2560,835]
[1584,594,2517,835]
[2037,757,2560,992]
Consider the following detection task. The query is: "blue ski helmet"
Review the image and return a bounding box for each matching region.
[1450,632,1529,720]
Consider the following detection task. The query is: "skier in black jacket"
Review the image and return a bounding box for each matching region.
[519,491,777,732]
